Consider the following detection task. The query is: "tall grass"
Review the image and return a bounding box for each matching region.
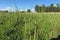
[0,12,60,40]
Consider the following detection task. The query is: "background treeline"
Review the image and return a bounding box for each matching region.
[22,3,60,13]
[0,3,60,13]
[35,3,60,12]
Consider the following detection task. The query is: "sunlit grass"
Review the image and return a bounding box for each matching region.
[0,12,60,40]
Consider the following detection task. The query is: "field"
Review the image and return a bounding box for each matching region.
[0,12,60,40]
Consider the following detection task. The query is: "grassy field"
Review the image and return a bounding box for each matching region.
[0,12,60,40]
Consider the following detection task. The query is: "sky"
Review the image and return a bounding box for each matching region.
[0,0,60,11]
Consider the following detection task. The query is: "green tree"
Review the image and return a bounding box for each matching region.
[35,5,41,12]
[27,9,31,12]
[56,3,60,12]
[45,6,50,12]
[49,4,54,12]
[41,4,46,12]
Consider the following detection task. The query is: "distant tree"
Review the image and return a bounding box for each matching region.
[40,7,42,12]
[41,4,46,12]
[49,4,54,12]
[4,11,8,12]
[27,9,31,12]
[35,4,60,12]
[45,6,50,12]
[21,11,25,13]
[56,3,60,12]
[35,5,41,12]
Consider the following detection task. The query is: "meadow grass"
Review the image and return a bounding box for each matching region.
[0,12,60,40]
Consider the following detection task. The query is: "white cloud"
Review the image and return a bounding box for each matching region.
[19,9,25,11]
[0,7,35,12]
[54,4,56,6]
[0,7,15,12]
[31,9,35,11]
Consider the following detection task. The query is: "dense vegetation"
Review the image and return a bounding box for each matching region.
[0,12,60,40]
[35,3,60,12]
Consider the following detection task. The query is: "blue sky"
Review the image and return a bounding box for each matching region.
[0,0,60,10]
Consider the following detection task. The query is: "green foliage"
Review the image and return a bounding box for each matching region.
[27,9,31,12]
[35,3,60,12]
[41,5,46,12]
[35,5,41,12]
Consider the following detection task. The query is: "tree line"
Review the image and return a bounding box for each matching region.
[35,3,60,12]
[1,3,60,13]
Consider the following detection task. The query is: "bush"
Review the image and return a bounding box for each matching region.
[27,9,31,12]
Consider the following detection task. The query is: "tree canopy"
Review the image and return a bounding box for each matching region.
[35,3,60,12]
